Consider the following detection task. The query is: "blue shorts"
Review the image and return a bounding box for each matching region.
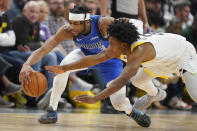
[91,58,123,84]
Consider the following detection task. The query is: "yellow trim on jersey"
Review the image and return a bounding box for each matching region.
[131,41,153,64]
[120,54,127,62]
[131,41,145,52]
[144,68,168,79]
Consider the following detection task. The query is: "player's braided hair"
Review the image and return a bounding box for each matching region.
[107,18,140,45]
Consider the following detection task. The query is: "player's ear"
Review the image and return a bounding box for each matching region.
[121,42,128,49]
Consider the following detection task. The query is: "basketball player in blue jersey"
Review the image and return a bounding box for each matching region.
[19,6,154,127]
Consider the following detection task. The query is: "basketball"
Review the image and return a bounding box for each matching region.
[21,72,47,97]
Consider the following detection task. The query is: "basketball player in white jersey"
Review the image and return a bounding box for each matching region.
[46,19,197,112]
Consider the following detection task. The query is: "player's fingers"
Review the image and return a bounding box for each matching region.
[21,78,24,87]
[22,77,27,88]
[74,97,86,103]
[48,70,57,74]
[20,72,26,82]
[24,79,29,88]
[24,77,29,85]
[75,95,88,99]
[25,71,31,83]
[45,65,54,70]
[75,96,89,103]
[21,73,27,84]
[74,95,83,101]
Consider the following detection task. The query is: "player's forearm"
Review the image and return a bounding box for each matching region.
[24,37,58,66]
[24,48,46,66]
[62,50,112,71]
[62,54,108,71]
[94,77,129,101]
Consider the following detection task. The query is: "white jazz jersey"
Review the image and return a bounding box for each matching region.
[131,33,197,78]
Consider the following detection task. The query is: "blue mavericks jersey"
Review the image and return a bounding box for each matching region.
[73,15,109,55]
[73,15,123,84]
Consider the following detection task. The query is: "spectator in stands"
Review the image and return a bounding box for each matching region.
[182,13,197,50]
[73,0,82,5]
[173,0,193,30]
[145,0,166,31]
[38,0,50,42]
[83,0,97,15]
[0,0,21,108]
[0,56,21,108]
[166,19,182,34]
[63,0,75,21]
[190,0,197,16]
[100,0,151,33]
[5,0,26,22]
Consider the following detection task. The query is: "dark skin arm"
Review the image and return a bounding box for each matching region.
[46,45,119,76]
[74,43,155,104]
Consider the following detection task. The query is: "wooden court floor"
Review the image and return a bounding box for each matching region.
[0,109,197,131]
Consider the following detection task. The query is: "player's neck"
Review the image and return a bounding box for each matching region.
[124,50,132,56]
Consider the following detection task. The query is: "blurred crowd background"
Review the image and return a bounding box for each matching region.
[0,0,197,113]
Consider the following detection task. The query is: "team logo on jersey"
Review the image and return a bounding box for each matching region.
[76,38,83,41]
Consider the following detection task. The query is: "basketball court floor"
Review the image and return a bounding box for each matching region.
[0,108,197,131]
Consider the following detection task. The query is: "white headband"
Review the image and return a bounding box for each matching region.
[69,12,91,21]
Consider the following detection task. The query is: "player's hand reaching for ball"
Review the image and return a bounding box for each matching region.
[74,95,98,104]
[45,65,65,77]
[19,64,35,86]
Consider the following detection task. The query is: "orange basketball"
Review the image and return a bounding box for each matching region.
[21,72,47,97]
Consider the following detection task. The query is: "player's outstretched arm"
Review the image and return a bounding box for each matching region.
[24,26,72,66]
[74,46,146,104]
[45,46,118,76]
[19,26,73,83]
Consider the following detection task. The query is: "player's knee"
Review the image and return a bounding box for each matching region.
[60,57,73,66]
[44,52,58,65]
[190,95,197,103]
[147,88,159,96]
[132,79,143,88]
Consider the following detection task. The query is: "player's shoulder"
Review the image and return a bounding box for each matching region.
[57,24,72,35]
[60,24,70,31]
[55,24,73,40]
